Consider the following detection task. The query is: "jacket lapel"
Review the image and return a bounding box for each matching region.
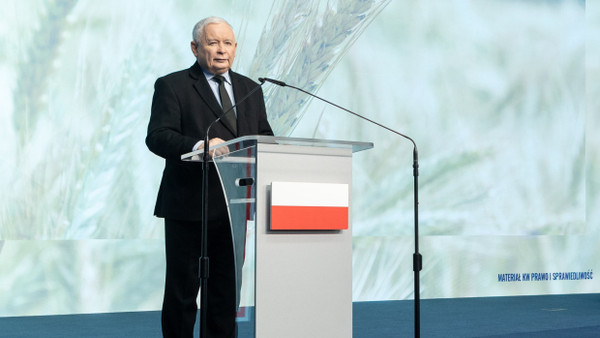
[230,71,248,136]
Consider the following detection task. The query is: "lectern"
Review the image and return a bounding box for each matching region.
[182,136,372,338]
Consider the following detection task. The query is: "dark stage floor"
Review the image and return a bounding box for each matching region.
[1,293,599,337]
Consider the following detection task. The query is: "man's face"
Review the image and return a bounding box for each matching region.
[191,23,237,75]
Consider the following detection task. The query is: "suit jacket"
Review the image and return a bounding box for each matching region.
[146,62,274,221]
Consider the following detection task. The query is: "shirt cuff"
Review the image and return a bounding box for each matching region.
[193,140,204,151]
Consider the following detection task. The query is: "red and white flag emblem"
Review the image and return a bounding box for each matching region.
[270,182,349,230]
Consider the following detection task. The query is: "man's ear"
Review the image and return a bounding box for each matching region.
[190,41,198,57]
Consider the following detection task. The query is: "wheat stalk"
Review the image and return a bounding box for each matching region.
[12,0,78,146]
[248,0,391,136]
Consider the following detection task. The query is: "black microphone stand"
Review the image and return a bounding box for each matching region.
[260,78,422,338]
[199,128,210,338]
[198,79,265,338]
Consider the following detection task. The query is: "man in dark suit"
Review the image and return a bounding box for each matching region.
[146,16,274,338]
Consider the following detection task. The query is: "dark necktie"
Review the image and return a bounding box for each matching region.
[213,75,237,135]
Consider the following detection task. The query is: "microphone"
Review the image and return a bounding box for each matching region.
[197,77,266,338]
[258,77,287,87]
[203,79,266,157]
[260,76,423,338]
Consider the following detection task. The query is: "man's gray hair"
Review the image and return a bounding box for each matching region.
[192,17,234,44]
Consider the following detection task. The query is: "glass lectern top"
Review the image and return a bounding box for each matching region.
[181,136,373,161]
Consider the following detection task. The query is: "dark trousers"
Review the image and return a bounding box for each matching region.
[161,218,237,338]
